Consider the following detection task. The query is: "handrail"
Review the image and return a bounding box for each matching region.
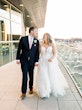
[0,41,19,43]
[56,43,82,52]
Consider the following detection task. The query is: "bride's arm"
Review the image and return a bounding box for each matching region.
[48,43,56,62]
[52,43,56,59]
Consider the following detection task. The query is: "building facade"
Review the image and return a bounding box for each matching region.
[0,0,23,66]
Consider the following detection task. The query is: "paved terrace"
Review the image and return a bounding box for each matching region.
[0,61,82,110]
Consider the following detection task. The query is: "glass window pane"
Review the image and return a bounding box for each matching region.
[11,22,22,40]
[0,17,10,41]
[0,0,10,19]
[0,42,12,66]
[11,6,22,24]
[12,42,19,60]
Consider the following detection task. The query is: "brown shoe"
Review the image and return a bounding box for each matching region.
[21,94,26,99]
[29,90,33,94]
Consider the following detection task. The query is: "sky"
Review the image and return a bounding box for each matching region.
[39,0,82,39]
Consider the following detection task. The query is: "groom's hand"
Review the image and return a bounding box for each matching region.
[16,60,20,64]
[35,62,38,66]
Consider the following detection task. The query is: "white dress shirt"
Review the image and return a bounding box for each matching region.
[28,35,34,49]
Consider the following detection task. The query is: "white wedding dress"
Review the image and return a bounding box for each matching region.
[35,46,69,98]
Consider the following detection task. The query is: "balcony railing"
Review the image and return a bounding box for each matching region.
[57,43,82,96]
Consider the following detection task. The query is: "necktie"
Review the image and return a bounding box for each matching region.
[29,37,33,49]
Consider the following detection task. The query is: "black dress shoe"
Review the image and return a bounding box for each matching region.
[21,94,26,99]
[41,97,48,100]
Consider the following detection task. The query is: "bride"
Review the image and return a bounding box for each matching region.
[35,33,69,98]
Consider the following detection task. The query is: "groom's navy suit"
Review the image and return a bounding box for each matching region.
[16,36,39,93]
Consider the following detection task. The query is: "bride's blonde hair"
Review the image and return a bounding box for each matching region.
[44,33,52,44]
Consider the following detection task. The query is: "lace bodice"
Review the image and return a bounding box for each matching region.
[40,46,52,59]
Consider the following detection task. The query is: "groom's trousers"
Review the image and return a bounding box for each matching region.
[21,63,34,94]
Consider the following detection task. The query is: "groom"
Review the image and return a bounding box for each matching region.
[16,27,39,99]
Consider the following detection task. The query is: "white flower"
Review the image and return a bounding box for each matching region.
[34,40,37,43]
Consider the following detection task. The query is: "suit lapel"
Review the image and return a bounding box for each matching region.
[30,37,34,49]
[26,36,29,49]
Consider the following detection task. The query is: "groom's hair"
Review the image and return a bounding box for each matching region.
[29,27,35,33]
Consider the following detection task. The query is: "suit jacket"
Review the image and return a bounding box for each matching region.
[16,36,39,67]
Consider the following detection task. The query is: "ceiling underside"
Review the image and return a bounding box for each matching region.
[7,0,48,28]
[22,0,47,27]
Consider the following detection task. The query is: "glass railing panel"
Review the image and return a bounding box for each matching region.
[57,43,82,95]
[0,41,19,66]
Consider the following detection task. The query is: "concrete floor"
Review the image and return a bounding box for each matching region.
[0,61,82,110]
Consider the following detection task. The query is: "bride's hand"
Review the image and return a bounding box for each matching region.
[48,58,52,62]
